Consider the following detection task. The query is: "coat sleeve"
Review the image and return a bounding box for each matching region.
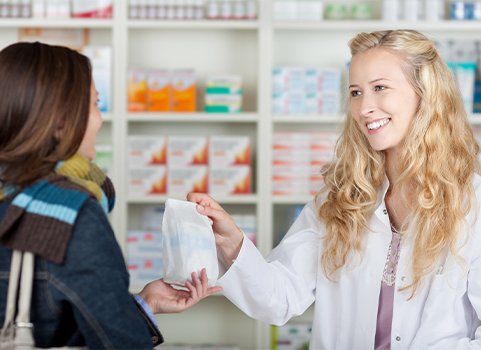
[218,201,321,326]
[48,198,162,349]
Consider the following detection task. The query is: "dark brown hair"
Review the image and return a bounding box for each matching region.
[0,41,92,188]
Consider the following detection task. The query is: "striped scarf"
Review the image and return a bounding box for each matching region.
[0,154,115,264]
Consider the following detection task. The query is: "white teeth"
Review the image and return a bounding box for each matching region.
[367,118,390,130]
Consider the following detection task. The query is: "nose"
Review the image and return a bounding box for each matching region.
[359,94,376,117]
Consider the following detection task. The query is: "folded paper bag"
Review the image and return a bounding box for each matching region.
[161,198,219,287]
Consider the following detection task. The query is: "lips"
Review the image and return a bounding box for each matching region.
[366,118,391,131]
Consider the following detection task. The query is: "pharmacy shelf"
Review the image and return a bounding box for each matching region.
[273,20,481,32]
[127,112,259,123]
[272,195,314,205]
[101,113,113,122]
[0,18,113,28]
[127,194,259,205]
[127,19,259,30]
[3,1,479,348]
[272,114,344,124]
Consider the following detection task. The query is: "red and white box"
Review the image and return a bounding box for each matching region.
[127,230,163,258]
[128,167,168,196]
[209,136,251,167]
[128,136,167,168]
[168,166,208,196]
[168,136,208,166]
[209,166,251,196]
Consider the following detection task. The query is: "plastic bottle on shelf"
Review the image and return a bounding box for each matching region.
[10,0,20,18]
[232,0,245,19]
[193,0,204,18]
[129,0,138,18]
[20,0,31,17]
[474,1,481,20]
[147,0,157,19]
[185,0,195,19]
[450,0,467,20]
[206,0,220,19]
[220,0,232,19]
[402,0,421,21]
[176,0,186,19]
[166,0,176,19]
[156,0,166,18]
[424,0,445,20]
[382,0,401,21]
[245,0,256,19]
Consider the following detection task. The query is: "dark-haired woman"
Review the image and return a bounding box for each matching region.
[0,41,221,349]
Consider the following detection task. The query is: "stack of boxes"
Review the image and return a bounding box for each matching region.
[204,75,243,113]
[168,136,209,194]
[127,135,252,197]
[209,135,251,195]
[126,206,164,289]
[128,68,196,112]
[272,131,337,196]
[272,66,342,115]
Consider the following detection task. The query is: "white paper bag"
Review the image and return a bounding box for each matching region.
[161,198,219,287]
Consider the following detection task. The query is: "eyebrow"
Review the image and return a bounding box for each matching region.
[349,78,391,89]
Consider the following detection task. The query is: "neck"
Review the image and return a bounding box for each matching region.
[385,148,401,187]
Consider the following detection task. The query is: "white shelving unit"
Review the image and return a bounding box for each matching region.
[3,1,481,348]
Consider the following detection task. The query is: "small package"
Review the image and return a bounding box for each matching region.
[161,198,218,287]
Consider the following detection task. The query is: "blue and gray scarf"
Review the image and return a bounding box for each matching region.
[0,154,115,264]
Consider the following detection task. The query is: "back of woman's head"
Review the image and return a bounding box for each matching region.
[0,41,92,188]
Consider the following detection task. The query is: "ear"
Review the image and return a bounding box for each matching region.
[53,118,66,140]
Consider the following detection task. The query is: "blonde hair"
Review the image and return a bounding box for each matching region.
[318,29,481,295]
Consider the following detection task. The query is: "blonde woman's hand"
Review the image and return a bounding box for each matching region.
[138,268,222,314]
[186,192,244,267]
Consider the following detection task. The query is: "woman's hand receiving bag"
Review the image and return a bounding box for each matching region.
[161,198,219,287]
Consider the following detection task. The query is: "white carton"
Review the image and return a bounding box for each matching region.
[209,136,251,167]
[168,136,208,166]
[168,166,208,196]
[127,230,163,258]
[128,136,167,168]
[209,166,251,196]
[128,166,168,196]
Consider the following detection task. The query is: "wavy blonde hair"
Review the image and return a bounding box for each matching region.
[318,29,481,295]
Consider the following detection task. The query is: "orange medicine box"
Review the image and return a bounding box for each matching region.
[171,69,196,112]
[128,68,147,112]
[146,69,171,112]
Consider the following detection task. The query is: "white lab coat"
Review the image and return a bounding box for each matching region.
[218,175,481,349]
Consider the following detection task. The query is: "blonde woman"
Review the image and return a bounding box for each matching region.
[188,29,481,349]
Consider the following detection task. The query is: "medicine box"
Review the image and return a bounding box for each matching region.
[209,136,251,167]
[168,166,208,195]
[209,166,251,195]
[171,69,196,112]
[128,68,147,112]
[168,136,208,166]
[128,166,168,196]
[128,136,168,168]
[146,69,171,112]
